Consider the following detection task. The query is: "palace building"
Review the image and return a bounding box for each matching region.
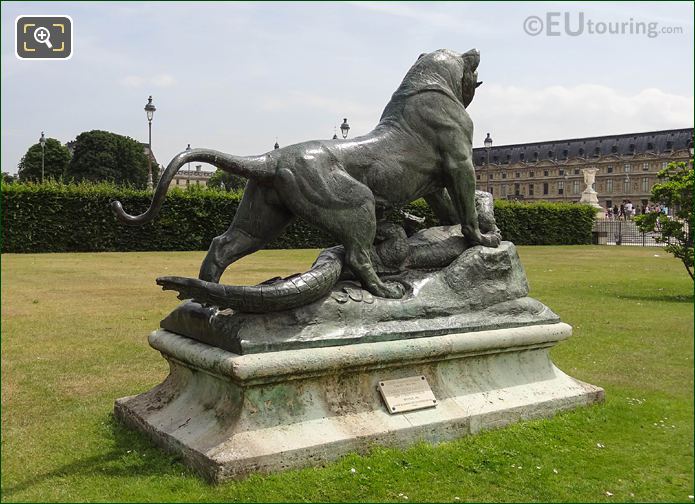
[474,128,693,210]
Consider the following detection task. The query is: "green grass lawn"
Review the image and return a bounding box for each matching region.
[2,246,693,502]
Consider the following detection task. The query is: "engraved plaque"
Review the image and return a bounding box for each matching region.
[377,376,437,414]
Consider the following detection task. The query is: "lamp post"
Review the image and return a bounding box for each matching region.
[185,143,192,173]
[39,131,46,183]
[144,96,156,189]
[484,133,492,192]
[340,118,350,139]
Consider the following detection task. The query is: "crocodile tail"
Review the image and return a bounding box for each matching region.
[111,148,274,226]
[156,246,344,313]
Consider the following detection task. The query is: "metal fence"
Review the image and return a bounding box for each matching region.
[592,219,689,247]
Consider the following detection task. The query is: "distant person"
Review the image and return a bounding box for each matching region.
[613,204,619,219]
[619,202,626,220]
[605,205,612,219]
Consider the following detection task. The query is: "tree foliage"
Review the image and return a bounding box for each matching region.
[635,161,693,280]
[17,138,71,182]
[207,169,247,192]
[67,130,154,188]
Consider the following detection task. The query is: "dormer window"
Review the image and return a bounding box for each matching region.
[562,149,568,159]
[520,153,525,161]
[666,141,673,150]
[547,150,553,159]
[611,145,618,153]
[533,152,539,161]
[578,148,584,156]
[594,147,600,156]
[647,142,654,150]
[629,144,635,153]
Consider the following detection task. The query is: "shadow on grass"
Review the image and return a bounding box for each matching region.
[618,293,694,304]
[2,415,195,499]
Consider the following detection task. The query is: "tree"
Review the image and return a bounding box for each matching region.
[2,172,17,183]
[67,130,152,188]
[635,160,693,280]
[17,138,71,182]
[207,169,246,192]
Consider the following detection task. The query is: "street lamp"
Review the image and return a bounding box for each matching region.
[144,96,157,189]
[483,133,492,192]
[185,143,192,173]
[340,118,350,139]
[39,131,46,183]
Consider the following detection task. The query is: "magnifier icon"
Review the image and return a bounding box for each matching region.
[34,26,53,49]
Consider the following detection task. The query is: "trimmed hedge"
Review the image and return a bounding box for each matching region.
[1,182,596,253]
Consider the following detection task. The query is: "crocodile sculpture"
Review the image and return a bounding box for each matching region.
[156,191,500,313]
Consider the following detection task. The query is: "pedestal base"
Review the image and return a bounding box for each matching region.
[115,323,603,483]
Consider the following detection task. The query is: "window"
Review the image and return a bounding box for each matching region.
[642,162,649,171]
[606,165,613,174]
[520,153,525,161]
[558,181,564,195]
[529,171,535,178]
[514,183,520,196]
[624,178,630,193]
[543,170,549,177]
[606,199,613,208]
[476,174,480,180]
[502,172,507,179]
[662,161,669,169]
[489,174,494,180]
[559,169,565,176]
[573,180,580,194]
[606,179,613,193]
[501,184,507,196]
[515,172,520,178]
[543,182,549,195]
[574,169,580,175]
[624,163,631,173]
[528,184,534,196]
[488,187,493,195]
[642,177,649,192]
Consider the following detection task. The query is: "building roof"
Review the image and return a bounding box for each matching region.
[473,128,693,166]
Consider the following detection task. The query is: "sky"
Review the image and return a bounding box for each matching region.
[1,1,693,174]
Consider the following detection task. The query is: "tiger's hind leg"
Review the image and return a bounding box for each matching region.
[199,180,293,283]
[277,165,404,299]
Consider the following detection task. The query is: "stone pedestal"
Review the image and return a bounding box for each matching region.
[115,323,603,482]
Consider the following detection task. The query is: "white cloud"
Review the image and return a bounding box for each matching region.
[346,1,494,34]
[119,74,176,89]
[470,84,693,146]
